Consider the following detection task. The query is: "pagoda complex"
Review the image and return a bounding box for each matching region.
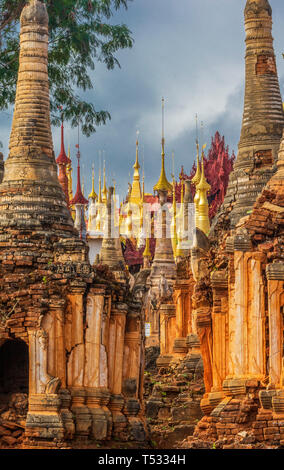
[0,0,283,452]
[0,0,146,449]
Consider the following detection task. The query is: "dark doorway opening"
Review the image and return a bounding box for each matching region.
[0,339,29,422]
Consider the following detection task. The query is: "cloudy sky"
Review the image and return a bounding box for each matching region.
[1,0,284,200]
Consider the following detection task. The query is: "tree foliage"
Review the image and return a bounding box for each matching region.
[0,0,133,135]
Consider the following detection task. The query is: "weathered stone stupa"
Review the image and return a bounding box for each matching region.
[0,0,74,233]
[222,0,284,227]
[0,0,146,449]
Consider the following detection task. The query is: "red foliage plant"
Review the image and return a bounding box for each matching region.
[175,131,235,219]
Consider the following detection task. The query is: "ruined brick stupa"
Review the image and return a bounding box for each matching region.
[221,0,284,228]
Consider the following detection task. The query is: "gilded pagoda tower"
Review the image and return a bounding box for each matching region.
[129,133,142,205]
[222,0,284,227]
[149,100,176,288]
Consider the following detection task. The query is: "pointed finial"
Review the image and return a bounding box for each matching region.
[196,145,211,235]
[153,98,172,193]
[129,132,142,204]
[69,126,88,207]
[197,146,210,193]
[192,118,202,186]
[56,107,70,166]
[88,162,98,200]
[134,130,140,170]
[162,97,165,139]
[161,97,165,156]
[102,159,108,204]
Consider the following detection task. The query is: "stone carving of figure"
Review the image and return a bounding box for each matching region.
[36,329,61,394]
[158,272,172,300]
[150,290,158,311]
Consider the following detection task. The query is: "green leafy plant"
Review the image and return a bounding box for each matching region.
[0,0,134,136]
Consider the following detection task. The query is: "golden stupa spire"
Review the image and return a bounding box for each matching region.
[102,159,108,204]
[192,141,201,186]
[88,163,98,200]
[129,130,142,204]
[197,147,210,192]
[196,144,211,235]
[143,235,151,259]
[153,97,172,193]
[143,213,152,268]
